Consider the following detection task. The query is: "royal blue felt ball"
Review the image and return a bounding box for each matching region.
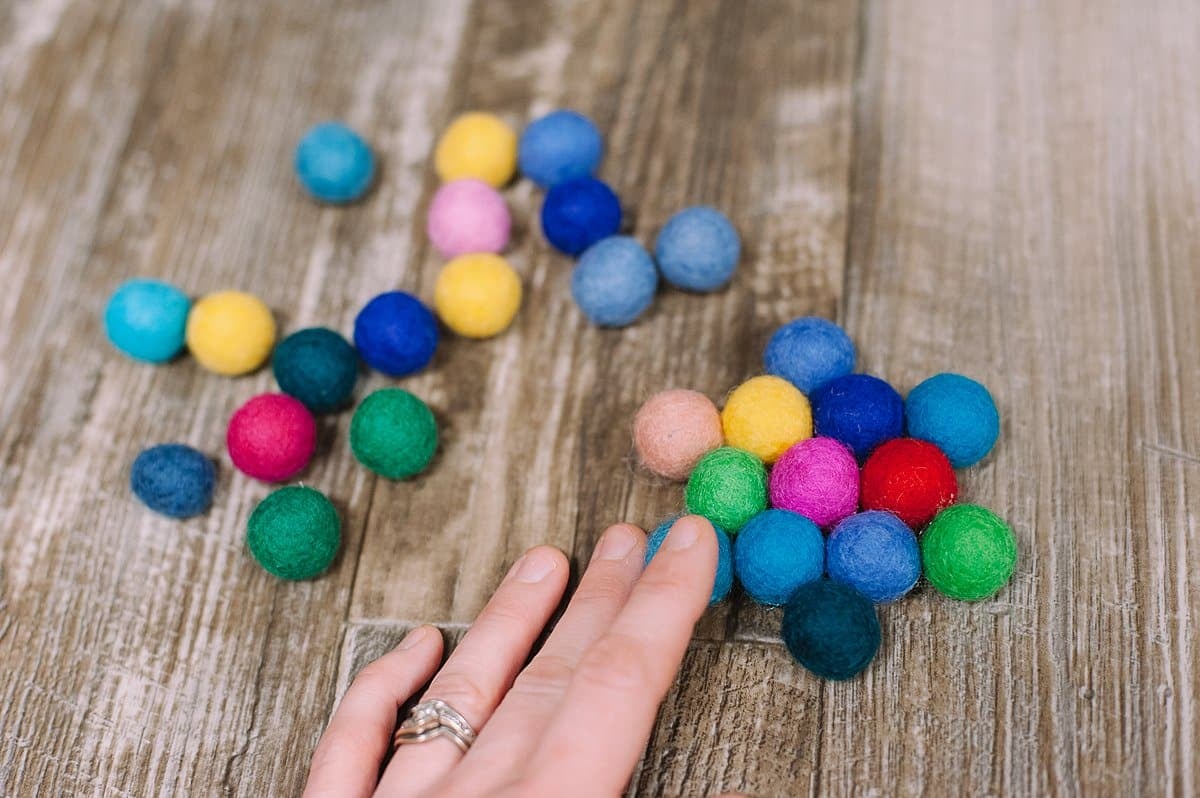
[570,236,658,327]
[905,373,1000,468]
[540,177,622,255]
[104,279,191,364]
[764,317,856,394]
[653,206,740,292]
[272,327,359,413]
[130,443,216,519]
[519,109,603,188]
[826,511,920,603]
[734,509,824,606]
[782,580,880,681]
[294,122,376,204]
[353,291,439,377]
[646,516,733,606]
[811,373,904,459]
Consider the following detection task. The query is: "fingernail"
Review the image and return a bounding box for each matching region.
[665,517,703,551]
[399,625,432,650]
[596,526,637,561]
[515,549,559,583]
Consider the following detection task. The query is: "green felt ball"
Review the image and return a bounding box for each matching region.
[685,446,768,532]
[247,486,341,580]
[350,388,438,479]
[921,504,1017,601]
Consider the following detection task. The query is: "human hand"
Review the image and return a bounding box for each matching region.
[303,515,720,797]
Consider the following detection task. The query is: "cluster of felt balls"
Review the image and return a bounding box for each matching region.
[633,317,1016,680]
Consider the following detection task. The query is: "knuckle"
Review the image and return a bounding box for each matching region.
[574,632,653,694]
[513,653,576,697]
[427,670,492,717]
[572,570,632,605]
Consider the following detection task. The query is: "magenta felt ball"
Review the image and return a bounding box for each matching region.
[769,437,859,528]
[426,178,511,258]
[227,393,317,482]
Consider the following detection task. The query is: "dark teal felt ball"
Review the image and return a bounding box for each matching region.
[781,580,880,681]
[272,327,359,413]
[246,486,341,581]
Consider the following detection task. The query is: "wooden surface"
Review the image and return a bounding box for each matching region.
[0,1,1197,795]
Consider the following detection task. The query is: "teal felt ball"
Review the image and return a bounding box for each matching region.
[645,516,734,606]
[272,327,359,413]
[246,486,341,580]
[782,580,880,681]
[350,388,438,479]
[104,279,191,363]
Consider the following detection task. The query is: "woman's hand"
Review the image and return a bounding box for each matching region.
[303,515,719,798]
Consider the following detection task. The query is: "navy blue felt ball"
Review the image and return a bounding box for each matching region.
[811,373,904,459]
[294,122,376,204]
[130,443,217,519]
[272,327,359,413]
[734,509,824,606]
[781,580,880,681]
[764,317,856,394]
[570,236,658,327]
[540,177,622,256]
[353,292,439,377]
[653,206,741,292]
[519,109,603,188]
[645,516,734,606]
[826,511,920,603]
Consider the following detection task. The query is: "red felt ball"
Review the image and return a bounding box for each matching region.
[859,438,957,530]
[227,393,317,482]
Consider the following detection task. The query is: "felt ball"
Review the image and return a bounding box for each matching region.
[247,486,341,581]
[632,389,723,481]
[826,511,921,603]
[769,437,859,528]
[294,122,376,204]
[129,443,216,518]
[272,327,359,414]
[733,509,824,606]
[226,393,317,483]
[434,112,517,188]
[350,388,438,479]
[810,373,904,459]
[104,279,191,364]
[645,516,734,606]
[720,375,813,464]
[519,109,603,187]
[685,446,768,532]
[654,206,740,292]
[185,291,277,376]
[570,236,657,326]
[905,373,1000,468]
[541,177,622,256]
[353,291,439,377]
[921,504,1017,601]
[433,254,522,338]
[426,179,512,258]
[763,316,856,394]
[781,580,880,681]
[859,438,957,529]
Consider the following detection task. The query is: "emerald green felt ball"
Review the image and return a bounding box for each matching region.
[246,486,341,580]
[921,504,1017,601]
[350,388,438,479]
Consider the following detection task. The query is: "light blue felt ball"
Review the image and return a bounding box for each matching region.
[826,511,921,603]
[570,236,658,327]
[104,279,191,364]
[294,122,376,204]
[645,516,733,606]
[764,317,856,394]
[905,373,1000,468]
[653,206,740,292]
[734,509,824,606]
[519,109,603,188]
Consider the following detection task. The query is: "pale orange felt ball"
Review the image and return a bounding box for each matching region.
[632,389,724,481]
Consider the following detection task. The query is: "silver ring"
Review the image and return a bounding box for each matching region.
[392,699,477,754]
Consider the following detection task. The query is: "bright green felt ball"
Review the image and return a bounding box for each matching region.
[921,504,1016,601]
[685,446,767,532]
[350,388,438,479]
[247,486,341,580]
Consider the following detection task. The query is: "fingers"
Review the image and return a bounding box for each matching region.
[450,524,646,789]
[301,625,443,798]
[375,545,569,798]
[519,516,717,796]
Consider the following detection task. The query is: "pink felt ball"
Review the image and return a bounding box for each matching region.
[426,178,511,258]
[769,436,859,528]
[633,389,724,481]
[227,393,317,482]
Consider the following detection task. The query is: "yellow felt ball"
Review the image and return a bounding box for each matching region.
[434,112,517,188]
[434,254,522,338]
[185,291,277,376]
[721,375,813,463]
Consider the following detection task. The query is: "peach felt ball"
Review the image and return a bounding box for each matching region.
[227,393,317,482]
[632,389,724,481]
[769,437,860,528]
[426,179,512,258]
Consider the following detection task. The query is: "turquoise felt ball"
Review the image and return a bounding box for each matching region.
[104,279,191,363]
[570,236,658,327]
[654,206,740,292]
[905,373,1000,467]
[294,122,377,204]
[645,516,734,606]
[734,509,824,606]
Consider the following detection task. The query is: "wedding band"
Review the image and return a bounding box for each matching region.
[392,699,477,754]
